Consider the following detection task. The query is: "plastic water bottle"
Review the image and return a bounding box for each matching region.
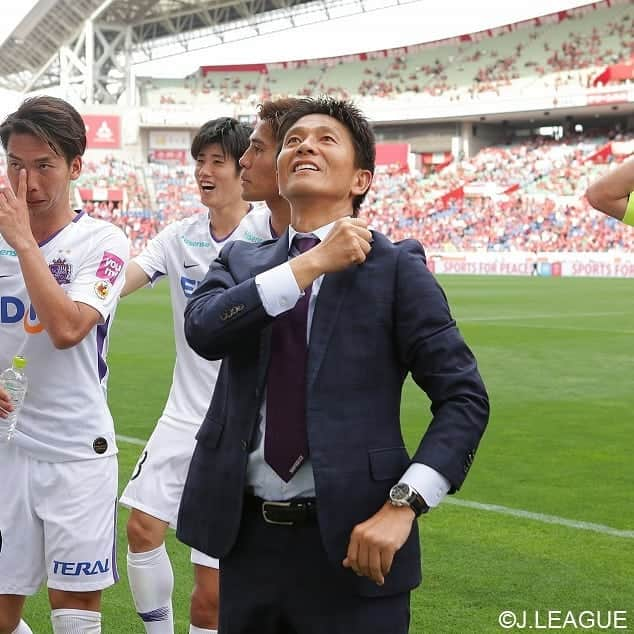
[0,356,28,442]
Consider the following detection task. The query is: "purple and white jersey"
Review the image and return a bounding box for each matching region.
[135,204,273,426]
[0,211,129,462]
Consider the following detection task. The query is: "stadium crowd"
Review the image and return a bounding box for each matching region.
[4,139,619,255]
[75,133,634,255]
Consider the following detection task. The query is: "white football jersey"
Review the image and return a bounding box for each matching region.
[134,204,273,426]
[0,211,129,462]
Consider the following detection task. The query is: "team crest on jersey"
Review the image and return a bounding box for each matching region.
[94,279,111,299]
[96,251,124,282]
[49,258,72,285]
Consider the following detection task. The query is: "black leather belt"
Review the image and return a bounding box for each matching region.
[245,495,317,526]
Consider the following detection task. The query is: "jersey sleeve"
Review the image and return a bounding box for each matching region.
[66,225,130,321]
[133,222,175,285]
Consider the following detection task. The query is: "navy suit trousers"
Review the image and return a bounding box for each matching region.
[219,501,411,634]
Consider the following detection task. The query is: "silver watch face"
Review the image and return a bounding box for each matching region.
[390,482,411,503]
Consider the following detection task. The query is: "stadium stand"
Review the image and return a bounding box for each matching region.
[75,157,158,254]
[1,1,631,258]
[138,2,633,109]
[365,134,634,252]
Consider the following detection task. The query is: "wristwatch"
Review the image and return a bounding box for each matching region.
[389,482,430,516]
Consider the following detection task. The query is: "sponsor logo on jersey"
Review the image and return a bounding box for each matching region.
[53,558,111,576]
[241,230,268,243]
[180,276,201,297]
[0,249,17,257]
[49,257,72,285]
[94,279,111,300]
[182,236,210,248]
[96,251,124,282]
[0,296,44,334]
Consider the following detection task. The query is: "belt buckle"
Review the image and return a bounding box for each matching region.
[261,501,295,526]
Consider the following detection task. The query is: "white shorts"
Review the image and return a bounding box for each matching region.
[120,417,219,569]
[0,443,119,595]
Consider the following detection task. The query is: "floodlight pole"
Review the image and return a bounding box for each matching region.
[125,26,136,108]
[86,19,95,104]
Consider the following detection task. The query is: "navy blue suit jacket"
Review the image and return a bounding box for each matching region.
[177,229,489,597]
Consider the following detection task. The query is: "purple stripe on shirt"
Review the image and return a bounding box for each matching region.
[96,316,110,382]
[38,211,85,247]
[150,271,166,283]
[209,203,253,243]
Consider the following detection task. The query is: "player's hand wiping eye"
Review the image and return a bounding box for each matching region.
[0,169,34,251]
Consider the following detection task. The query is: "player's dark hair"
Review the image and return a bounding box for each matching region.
[0,96,86,164]
[277,97,375,213]
[258,98,302,139]
[190,117,252,171]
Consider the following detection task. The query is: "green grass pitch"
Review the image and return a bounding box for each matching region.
[23,276,634,632]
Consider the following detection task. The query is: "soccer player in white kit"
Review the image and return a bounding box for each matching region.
[0,97,129,634]
[119,118,273,634]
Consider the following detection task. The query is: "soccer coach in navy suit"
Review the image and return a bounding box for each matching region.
[178,97,489,634]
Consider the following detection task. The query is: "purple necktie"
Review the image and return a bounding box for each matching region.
[265,235,320,482]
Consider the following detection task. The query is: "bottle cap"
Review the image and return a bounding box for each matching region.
[12,356,27,370]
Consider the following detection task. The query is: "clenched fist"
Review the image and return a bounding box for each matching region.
[290,217,373,290]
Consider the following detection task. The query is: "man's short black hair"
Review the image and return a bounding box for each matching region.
[0,96,86,164]
[277,97,375,213]
[258,98,302,139]
[190,117,252,171]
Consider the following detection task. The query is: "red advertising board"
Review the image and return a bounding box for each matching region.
[375,143,410,169]
[83,115,121,149]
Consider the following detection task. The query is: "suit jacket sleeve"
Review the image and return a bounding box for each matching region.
[184,241,274,361]
[394,239,489,491]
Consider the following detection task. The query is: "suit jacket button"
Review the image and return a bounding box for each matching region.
[241,440,248,450]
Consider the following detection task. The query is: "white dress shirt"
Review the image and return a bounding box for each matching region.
[248,221,450,508]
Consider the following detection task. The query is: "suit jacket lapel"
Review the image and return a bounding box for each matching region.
[307,267,355,390]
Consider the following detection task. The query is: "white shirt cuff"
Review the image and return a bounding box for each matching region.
[255,263,302,317]
[400,463,450,508]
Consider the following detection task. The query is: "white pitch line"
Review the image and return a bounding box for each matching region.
[116,434,634,540]
[117,434,147,447]
[459,311,625,322]
[468,323,634,335]
[444,498,634,539]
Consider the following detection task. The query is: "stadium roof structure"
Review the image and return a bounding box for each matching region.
[0,0,357,102]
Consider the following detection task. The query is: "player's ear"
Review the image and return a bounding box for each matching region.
[69,156,82,181]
